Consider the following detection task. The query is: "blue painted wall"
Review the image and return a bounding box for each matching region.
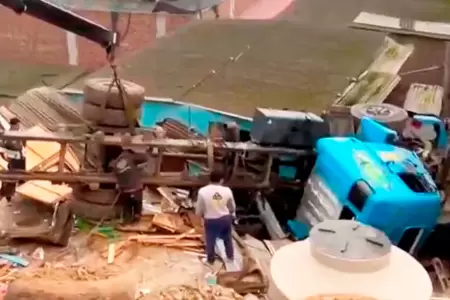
[67,92,253,135]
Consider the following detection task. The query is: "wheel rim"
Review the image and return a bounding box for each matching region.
[364,105,393,117]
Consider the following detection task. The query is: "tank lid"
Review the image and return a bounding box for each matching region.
[309,220,392,272]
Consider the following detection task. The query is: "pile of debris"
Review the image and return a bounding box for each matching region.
[111,210,205,257]
[149,284,246,300]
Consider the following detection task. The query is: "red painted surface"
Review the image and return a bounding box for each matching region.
[0,0,287,67]
[240,0,295,19]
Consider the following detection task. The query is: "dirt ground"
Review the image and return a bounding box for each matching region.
[0,198,207,299]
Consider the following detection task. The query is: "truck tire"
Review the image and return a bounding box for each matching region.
[68,198,121,221]
[351,103,408,131]
[72,185,118,205]
[84,78,145,109]
[82,101,141,127]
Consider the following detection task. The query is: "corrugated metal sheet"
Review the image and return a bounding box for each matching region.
[351,12,450,41]
[158,118,204,140]
[8,87,84,130]
[403,83,443,116]
[5,87,86,161]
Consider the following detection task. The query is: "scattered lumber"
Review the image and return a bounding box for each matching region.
[115,216,155,234]
[156,187,192,212]
[0,124,80,206]
[128,228,204,253]
[154,284,244,300]
[152,212,191,233]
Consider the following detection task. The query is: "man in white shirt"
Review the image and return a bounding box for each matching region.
[196,168,236,265]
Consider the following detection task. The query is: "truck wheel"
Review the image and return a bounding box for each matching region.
[72,185,119,205]
[84,78,145,109]
[82,102,141,127]
[69,198,121,221]
[351,103,408,130]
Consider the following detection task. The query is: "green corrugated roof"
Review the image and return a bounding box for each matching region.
[69,0,450,116]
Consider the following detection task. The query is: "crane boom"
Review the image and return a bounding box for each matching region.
[0,0,117,54]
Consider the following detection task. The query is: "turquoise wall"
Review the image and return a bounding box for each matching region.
[67,92,252,135]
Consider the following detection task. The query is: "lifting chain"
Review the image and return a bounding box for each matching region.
[99,12,136,134]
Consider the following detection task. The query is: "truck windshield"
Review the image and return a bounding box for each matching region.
[398,172,437,193]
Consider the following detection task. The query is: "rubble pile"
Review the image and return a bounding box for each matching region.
[150,284,244,300]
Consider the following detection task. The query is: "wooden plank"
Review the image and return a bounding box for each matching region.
[156,187,180,212]
[16,180,72,205]
[0,125,66,171]
[215,237,243,272]
[334,37,412,108]
[403,83,443,116]
[335,72,400,107]
[367,36,414,74]
[351,12,450,41]
[152,213,190,233]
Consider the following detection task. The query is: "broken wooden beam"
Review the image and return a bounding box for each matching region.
[0,130,311,155]
[0,171,294,188]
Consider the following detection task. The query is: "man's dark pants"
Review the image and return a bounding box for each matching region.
[204,215,234,264]
[121,189,143,223]
[1,159,26,202]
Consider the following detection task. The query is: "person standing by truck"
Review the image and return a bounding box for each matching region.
[0,118,26,205]
[196,168,236,265]
[110,146,148,224]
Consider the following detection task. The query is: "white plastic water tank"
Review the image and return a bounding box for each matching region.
[270,220,433,300]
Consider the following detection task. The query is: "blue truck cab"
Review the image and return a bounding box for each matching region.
[296,136,441,254]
